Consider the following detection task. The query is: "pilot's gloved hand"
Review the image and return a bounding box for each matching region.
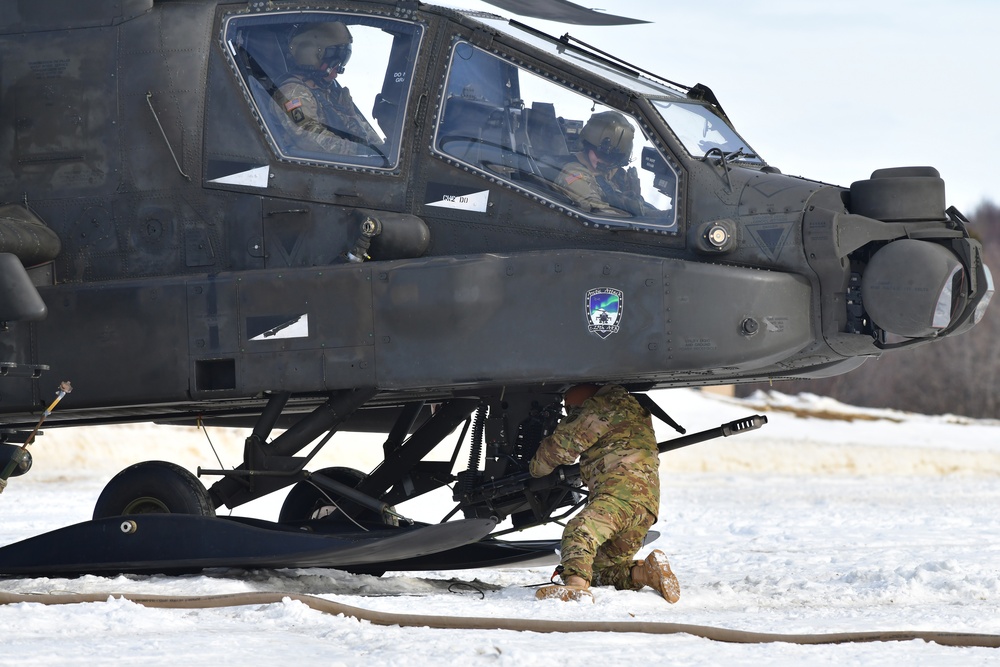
[529,458,555,478]
[621,167,646,216]
[623,166,642,196]
[339,85,354,107]
[602,189,639,217]
[622,195,646,217]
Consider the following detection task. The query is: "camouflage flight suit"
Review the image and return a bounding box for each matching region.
[555,154,647,217]
[277,75,385,156]
[528,384,659,589]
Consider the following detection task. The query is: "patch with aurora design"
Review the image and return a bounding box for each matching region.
[585,288,623,339]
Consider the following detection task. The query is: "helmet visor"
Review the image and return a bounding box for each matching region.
[322,43,352,73]
[595,138,632,168]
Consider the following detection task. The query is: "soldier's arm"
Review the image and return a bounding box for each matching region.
[611,166,651,216]
[334,86,385,148]
[528,409,610,477]
[557,167,631,217]
[278,82,354,154]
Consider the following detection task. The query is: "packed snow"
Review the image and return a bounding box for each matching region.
[2,387,999,665]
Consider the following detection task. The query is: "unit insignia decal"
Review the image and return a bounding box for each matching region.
[586,288,623,339]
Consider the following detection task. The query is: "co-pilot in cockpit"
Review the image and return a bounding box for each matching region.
[554,110,652,218]
[434,40,678,232]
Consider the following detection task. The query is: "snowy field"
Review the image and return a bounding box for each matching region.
[1,388,1000,665]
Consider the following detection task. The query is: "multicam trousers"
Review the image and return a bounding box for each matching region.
[559,493,655,589]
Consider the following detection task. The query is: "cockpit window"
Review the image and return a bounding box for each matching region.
[223,12,422,169]
[651,100,762,164]
[478,17,686,99]
[435,41,678,232]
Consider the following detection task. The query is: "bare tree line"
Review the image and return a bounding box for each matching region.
[736,202,1000,418]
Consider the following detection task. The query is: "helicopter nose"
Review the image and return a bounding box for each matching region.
[848,166,994,338]
[860,239,969,337]
[860,239,994,338]
[849,166,946,223]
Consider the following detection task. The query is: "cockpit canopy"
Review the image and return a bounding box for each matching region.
[479,16,763,164]
[428,16,763,232]
[222,8,763,234]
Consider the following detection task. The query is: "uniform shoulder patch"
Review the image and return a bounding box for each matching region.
[283,98,306,124]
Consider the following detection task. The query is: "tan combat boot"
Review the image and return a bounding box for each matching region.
[535,574,595,602]
[631,549,680,603]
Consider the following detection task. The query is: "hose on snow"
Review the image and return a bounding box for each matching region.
[1,591,999,648]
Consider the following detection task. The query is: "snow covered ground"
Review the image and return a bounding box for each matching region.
[2,388,1000,665]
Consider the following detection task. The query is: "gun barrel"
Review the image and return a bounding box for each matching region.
[657,414,768,454]
[551,413,769,484]
[462,414,769,502]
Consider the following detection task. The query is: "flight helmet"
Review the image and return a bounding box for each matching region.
[289,22,353,76]
[580,111,634,168]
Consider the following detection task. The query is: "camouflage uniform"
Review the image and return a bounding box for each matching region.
[277,76,384,156]
[529,384,659,589]
[555,154,646,217]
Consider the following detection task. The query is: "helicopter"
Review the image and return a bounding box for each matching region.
[0,0,991,575]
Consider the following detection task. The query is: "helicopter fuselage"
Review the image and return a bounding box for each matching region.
[0,0,986,432]
[0,1,990,555]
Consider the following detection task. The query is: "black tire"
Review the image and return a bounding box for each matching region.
[93,460,215,519]
[278,466,397,526]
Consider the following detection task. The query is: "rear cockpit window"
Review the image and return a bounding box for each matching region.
[434,41,678,232]
[224,12,422,169]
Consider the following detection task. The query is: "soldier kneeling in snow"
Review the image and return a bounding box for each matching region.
[529,383,680,603]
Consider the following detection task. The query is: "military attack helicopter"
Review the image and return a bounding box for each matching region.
[0,0,991,575]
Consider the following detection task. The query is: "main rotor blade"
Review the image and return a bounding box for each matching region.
[479,0,649,26]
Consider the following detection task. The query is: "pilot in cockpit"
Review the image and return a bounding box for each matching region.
[276,22,385,156]
[555,111,648,217]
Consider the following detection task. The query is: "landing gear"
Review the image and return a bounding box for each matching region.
[93,460,215,519]
[0,390,595,576]
[278,466,399,526]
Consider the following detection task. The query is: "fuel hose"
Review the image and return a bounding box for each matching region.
[1,591,998,648]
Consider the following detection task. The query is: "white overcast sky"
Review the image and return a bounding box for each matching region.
[438,0,999,213]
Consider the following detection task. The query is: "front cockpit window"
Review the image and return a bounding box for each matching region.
[434,41,677,232]
[478,17,685,99]
[474,18,762,168]
[651,100,762,164]
[223,12,422,169]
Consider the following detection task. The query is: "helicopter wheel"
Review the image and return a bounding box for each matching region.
[278,466,398,527]
[93,460,216,519]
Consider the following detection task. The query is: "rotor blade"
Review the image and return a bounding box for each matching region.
[478,0,649,26]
